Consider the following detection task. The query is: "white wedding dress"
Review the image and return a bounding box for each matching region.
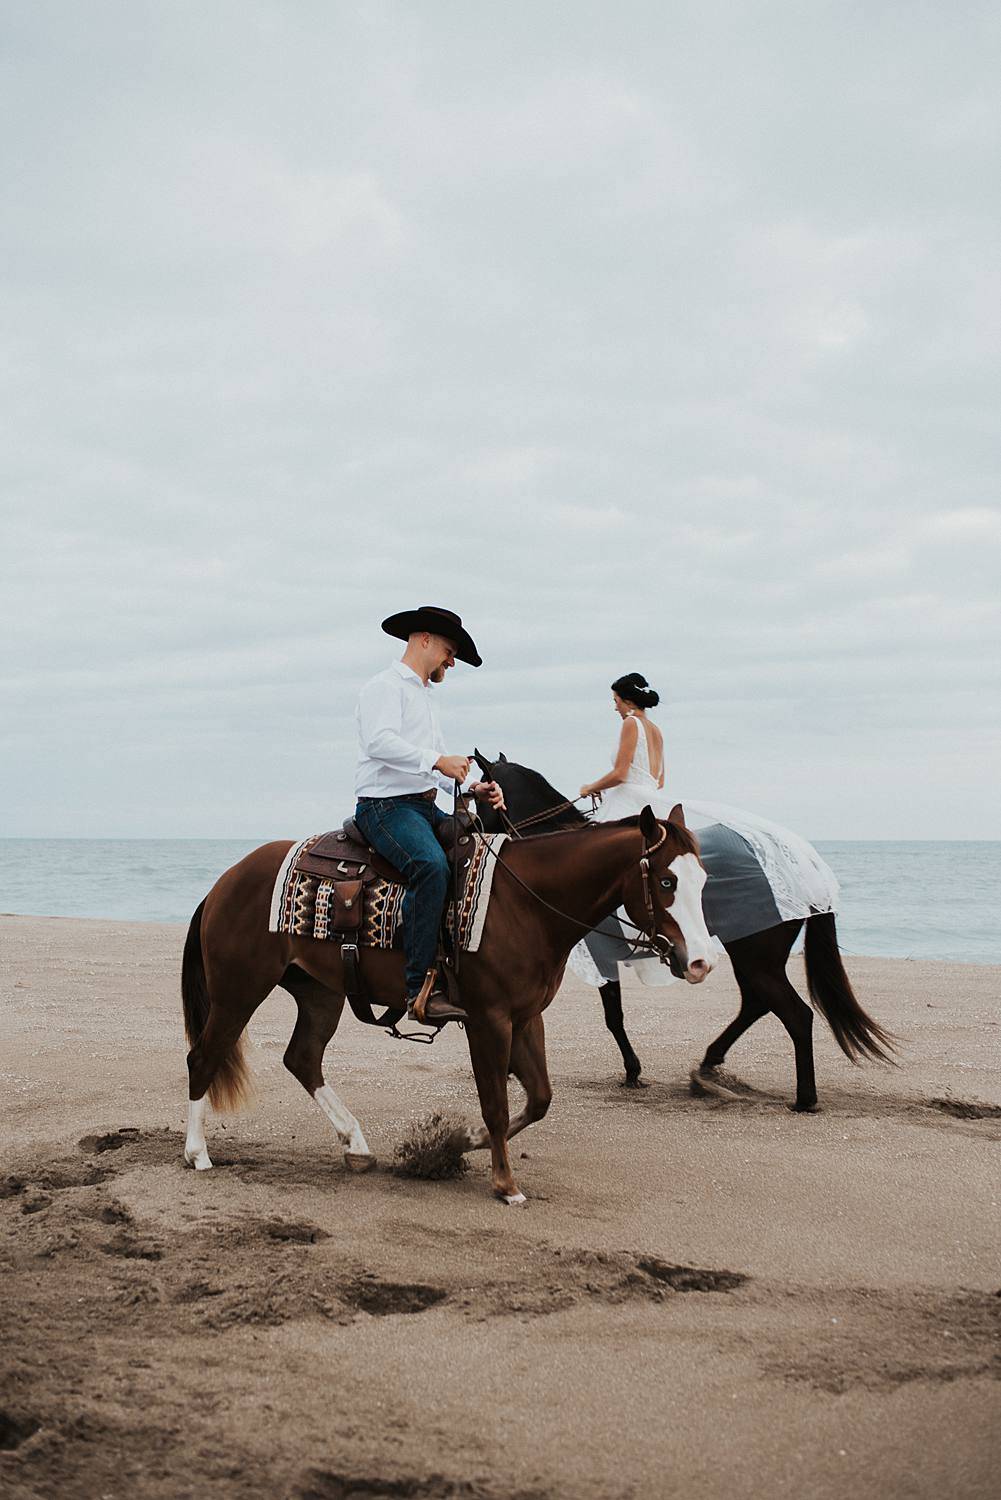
[568,715,839,988]
[590,712,671,823]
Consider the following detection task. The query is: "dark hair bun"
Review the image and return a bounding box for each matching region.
[611,672,660,710]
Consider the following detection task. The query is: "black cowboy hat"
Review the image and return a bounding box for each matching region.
[381,605,482,667]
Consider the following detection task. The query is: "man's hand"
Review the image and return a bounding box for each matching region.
[469,780,506,810]
[435,754,471,783]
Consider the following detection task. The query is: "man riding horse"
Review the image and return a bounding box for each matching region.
[353,605,505,1026]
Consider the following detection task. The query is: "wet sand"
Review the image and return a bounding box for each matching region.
[2,912,999,1499]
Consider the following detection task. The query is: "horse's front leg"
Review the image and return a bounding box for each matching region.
[504,1014,552,1141]
[463,1011,523,1204]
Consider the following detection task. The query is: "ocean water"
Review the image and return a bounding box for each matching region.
[0,838,998,965]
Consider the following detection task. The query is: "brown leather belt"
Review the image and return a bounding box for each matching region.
[420,788,437,801]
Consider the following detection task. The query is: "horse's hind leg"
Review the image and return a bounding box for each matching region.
[692,923,817,1111]
[767,978,818,1112]
[281,973,375,1173]
[185,981,271,1170]
[690,990,770,1100]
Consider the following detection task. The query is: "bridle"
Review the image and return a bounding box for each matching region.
[636,820,676,961]
[460,783,681,967]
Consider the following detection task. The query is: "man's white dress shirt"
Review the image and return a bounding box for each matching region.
[355,659,455,798]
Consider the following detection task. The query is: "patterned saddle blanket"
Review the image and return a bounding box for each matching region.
[268,827,508,953]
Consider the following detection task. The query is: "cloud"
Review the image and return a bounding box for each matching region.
[1,0,999,838]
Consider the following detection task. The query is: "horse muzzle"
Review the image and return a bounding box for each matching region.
[684,957,712,984]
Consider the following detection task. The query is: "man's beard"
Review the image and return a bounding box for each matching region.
[430,665,446,684]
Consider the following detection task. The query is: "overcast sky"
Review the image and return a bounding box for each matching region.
[2,1,999,840]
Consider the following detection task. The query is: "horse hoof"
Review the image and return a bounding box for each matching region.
[184,1149,213,1171]
[622,1076,648,1090]
[791,1103,820,1114]
[497,1190,527,1206]
[688,1065,743,1102]
[344,1152,377,1173]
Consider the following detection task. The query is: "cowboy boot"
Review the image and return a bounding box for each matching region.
[407,969,468,1025]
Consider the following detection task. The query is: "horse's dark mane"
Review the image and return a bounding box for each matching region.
[602,814,700,856]
[515,814,698,855]
[484,754,695,851]
[508,764,588,824]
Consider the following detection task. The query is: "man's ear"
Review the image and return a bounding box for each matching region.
[639,805,659,841]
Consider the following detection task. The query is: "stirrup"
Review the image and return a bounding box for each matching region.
[386,1022,440,1045]
[408,968,438,1025]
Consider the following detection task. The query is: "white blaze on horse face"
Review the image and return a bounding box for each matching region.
[667,853,714,980]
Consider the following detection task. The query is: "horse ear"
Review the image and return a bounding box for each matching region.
[639,805,659,841]
[473,747,493,775]
[498,751,508,763]
[667,803,686,827]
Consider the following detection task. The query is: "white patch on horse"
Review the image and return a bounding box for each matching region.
[668,852,714,977]
[313,1084,373,1163]
[184,1097,213,1170]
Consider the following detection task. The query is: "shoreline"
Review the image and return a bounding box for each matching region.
[2,908,999,970]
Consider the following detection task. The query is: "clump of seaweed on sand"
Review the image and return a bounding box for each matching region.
[392,1112,469,1180]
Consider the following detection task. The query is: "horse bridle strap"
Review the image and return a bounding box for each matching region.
[505,796,586,833]
[466,818,676,961]
[638,823,674,960]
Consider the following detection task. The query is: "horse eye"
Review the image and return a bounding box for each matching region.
[660,877,674,891]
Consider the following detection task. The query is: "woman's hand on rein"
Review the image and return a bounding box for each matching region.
[470,780,506,810]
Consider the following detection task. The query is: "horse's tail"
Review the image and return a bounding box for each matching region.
[804,912,896,1064]
[181,899,252,1112]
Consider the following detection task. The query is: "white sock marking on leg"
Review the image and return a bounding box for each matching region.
[184,1097,213,1170]
[314,1084,372,1158]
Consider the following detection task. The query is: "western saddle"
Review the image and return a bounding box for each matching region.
[289,812,479,1033]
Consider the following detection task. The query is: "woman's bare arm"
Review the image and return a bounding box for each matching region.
[579,716,638,798]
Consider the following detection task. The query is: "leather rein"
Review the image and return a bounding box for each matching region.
[466,790,677,965]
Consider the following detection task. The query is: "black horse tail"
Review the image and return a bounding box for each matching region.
[804,912,896,1064]
[181,899,252,1112]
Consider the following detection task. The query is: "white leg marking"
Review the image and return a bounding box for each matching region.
[313,1084,374,1167]
[184,1097,213,1170]
[501,1191,528,1206]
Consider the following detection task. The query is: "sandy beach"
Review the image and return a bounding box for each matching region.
[1,911,999,1500]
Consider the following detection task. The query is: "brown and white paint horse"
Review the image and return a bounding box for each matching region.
[182,805,713,1203]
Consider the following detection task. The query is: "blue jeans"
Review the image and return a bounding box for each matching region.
[354,795,449,998]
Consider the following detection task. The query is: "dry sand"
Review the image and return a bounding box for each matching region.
[2,912,999,1500]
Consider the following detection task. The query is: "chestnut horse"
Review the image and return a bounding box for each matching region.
[182,806,714,1203]
[472,751,894,1110]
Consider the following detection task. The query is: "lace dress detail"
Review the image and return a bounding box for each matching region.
[684,800,839,923]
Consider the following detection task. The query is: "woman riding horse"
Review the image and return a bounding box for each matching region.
[472,750,894,1109]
